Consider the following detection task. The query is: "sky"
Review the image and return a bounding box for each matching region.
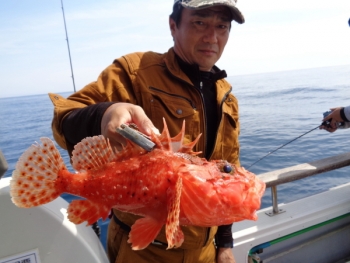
[1,0,350,98]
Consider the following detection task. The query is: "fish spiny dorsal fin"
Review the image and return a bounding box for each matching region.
[114,140,148,161]
[10,138,66,208]
[170,120,185,152]
[178,133,202,155]
[151,118,173,151]
[165,176,184,249]
[152,119,202,155]
[72,135,115,172]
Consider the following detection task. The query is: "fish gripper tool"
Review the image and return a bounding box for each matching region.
[116,124,156,152]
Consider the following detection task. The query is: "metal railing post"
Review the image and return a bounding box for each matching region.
[266,186,285,216]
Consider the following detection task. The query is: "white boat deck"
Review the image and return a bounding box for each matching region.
[232,181,350,263]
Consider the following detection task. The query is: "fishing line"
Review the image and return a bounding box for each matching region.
[247,124,321,169]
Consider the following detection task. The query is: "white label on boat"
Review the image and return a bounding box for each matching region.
[0,249,41,263]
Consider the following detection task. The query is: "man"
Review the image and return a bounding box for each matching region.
[50,0,245,262]
[320,106,350,132]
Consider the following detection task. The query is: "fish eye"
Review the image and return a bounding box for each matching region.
[223,164,232,173]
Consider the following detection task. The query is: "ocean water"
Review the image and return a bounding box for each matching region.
[1,64,349,249]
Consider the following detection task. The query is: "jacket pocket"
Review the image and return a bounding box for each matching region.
[142,87,197,135]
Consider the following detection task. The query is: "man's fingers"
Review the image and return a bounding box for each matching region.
[108,139,125,152]
[128,106,160,135]
[101,103,159,147]
[320,125,337,133]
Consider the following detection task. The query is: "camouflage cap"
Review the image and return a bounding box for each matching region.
[174,0,244,24]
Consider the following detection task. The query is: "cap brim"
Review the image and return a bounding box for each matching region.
[179,1,245,24]
[228,6,244,24]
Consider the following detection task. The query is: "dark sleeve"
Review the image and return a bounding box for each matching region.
[340,107,350,122]
[215,224,234,248]
[62,102,115,145]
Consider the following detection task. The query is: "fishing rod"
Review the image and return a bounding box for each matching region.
[60,0,76,92]
[246,111,345,169]
[246,125,320,169]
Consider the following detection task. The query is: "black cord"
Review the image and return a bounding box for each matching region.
[247,125,320,169]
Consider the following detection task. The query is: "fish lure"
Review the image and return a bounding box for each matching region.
[10,120,265,250]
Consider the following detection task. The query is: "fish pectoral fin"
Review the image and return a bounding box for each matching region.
[127,217,163,250]
[165,176,184,249]
[67,199,110,225]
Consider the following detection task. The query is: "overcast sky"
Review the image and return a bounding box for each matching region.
[1,0,350,98]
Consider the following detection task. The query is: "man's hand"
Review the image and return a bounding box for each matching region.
[217,247,236,263]
[101,103,159,150]
[320,107,344,133]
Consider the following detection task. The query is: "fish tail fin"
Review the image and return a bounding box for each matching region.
[10,138,67,208]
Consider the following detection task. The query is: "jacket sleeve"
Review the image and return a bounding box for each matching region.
[342,106,350,122]
[62,102,115,146]
[49,59,137,152]
[215,224,234,248]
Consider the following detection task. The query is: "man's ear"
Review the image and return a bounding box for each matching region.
[169,17,177,38]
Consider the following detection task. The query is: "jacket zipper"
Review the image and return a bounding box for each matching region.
[149,86,197,110]
[207,87,232,160]
[198,81,208,157]
[198,79,211,246]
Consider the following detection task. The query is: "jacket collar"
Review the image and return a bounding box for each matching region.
[163,48,227,86]
[174,53,227,84]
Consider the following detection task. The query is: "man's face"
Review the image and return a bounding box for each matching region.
[170,6,231,71]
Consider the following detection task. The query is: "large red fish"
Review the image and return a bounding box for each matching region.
[10,120,265,250]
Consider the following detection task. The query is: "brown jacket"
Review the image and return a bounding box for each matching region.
[49,48,240,262]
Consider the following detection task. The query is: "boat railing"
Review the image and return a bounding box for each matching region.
[258,152,350,216]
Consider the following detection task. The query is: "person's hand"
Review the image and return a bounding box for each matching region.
[101,103,159,150]
[217,247,236,263]
[320,107,344,133]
